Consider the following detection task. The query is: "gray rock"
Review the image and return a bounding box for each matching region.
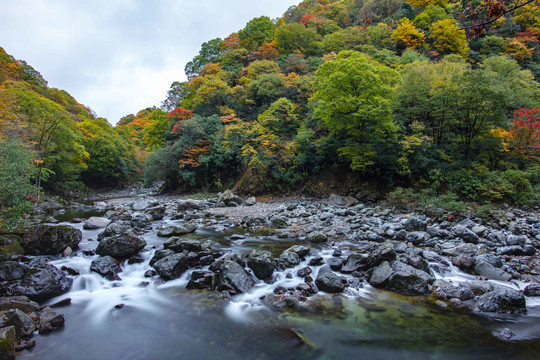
[367,242,396,268]
[21,225,82,255]
[473,288,526,314]
[157,223,197,237]
[405,231,430,245]
[163,237,213,253]
[153,254,188,280]
[177,199,207,211]
[326,258,343,271]
[4,309,35,337]
[399,252,432,274]
[38,307,65,334]
[524,284,540,297]
[278,251,300,269]
[326,193,357,208]
[475,262,512,281]
[146,205,166,221]
[216,260,256,294]
[130,213,149,228]
[422,250,450,266]
[284,245,310,258]
[90,256,122,281]
[245,197,257,206]
[442,243,478,258]
[305,231,328,243]
[403,216,427,231]
[96,233,146,260]
[506,235,527,246]
[132,198,157,211]
[499,328,515,340]
[341,253,367,273]
[186,270,214,289]
[453,226,480,244]
[369,261,434,296]
[0,296,39,313]
[247,250,275,279]
[497,246,526,256]
[432,280,474,301]
[150,249,175,266]
[0,261,27,282]
[267,215,288,228]
[315,270,346,293]
[97,221,131,241]
[83,217,110,230]
[474,254,503,268]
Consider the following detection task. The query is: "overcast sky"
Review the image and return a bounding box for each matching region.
[0,0,299,124]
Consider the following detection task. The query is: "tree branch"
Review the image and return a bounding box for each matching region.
[460,0,537,30]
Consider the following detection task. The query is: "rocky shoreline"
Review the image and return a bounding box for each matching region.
[1,190,540,357]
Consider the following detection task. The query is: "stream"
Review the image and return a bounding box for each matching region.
[16,203,540,359]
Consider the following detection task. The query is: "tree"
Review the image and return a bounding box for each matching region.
[391,19,425,53]
[429,19,469,57]
[509,108,540,167]
[184,38,224,79]
[275,23,320,55]
[258,97,299,137]
[142,109,172,151]
[238,16,275,50]
[310,50,400,171]
[161,81,189,112]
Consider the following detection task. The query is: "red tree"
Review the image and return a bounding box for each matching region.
[168,107,193,134]
[510,108,540,166]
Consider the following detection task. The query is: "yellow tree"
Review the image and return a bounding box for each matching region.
[391,19,426,53]
[429,19,469,57]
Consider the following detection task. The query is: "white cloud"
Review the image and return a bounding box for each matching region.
[0,0,299,124]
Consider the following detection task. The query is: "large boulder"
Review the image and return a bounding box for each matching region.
[326,194,357,208]
[247,250,275,280]
[0,296,40,313]
[90,256,122,281]
[3,309,35,337]
[215,260,256,294]
[432,280,474,301]
[341,253,368,273]
[474,262,512,281]
[0,261,27,282]
[367,242,396,268]
[315,266,346,293]
[177,200,207,211]
[97,221,131,241]
[132,198,158,211]
[305,231,328,243]
[95,233,146,260]
[157,224,197,237]
[453,226,480,244]
[38,307,65,334]
[163,238,213,253]
[83,217,110,230]
[369,261,434,296]
[277,251,300,269]
[21,225,81,255]
[1,262,72,301]
[153,254,188,280]
[473,288,526,314]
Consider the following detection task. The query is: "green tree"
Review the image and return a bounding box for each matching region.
[429,19,469,57]
[275,23,320,55]
[310,50,400,171]
[184,38,224,79]
[161,81,189,112]
[239,16,275,50]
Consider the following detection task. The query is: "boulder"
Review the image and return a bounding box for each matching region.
[524,284,540,297]
[341,253,368,274]
[218,190,243,206]
[277,251,300,269]
[153,254,188,280]
[326,194,357,208]
[284,245,310,258]
[403,216,427,231]
[157,224,198,237]
[150,249,175,266]
[247,250,275,280]
[506,235,527,246]
[245,197,257,206]
[369,261,434,296]
[0,296,39,313]
[95,233,146,260]
[0,261,27,282]
[21,225,82,255]
[399,252,432,274]
[367,242,396,268]
[497,246,526,256]
[177,200,206,211]
[473,288,526,314]
[453,226,480,244]
[474,262,512,281]
[315,266,346,293]
[146,206,166,221]
[97,221,131,241]
[474,254,503,268]
[431,280,474,301]
[215,260,256,294]
[1,263,72,301]
[132,198,157,211]
[186,270,214,290]
[83,217,110,230]
[38,307,65,334]
[0,326,15,360]
[163,238,213,253]
[305,231,328,243]
[90,256,122,281]
[4,309,35,337]
[267,215,288,228]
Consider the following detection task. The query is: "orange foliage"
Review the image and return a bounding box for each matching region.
[222,33,240,51]
[178,140,211,168]
[258,40,280,60]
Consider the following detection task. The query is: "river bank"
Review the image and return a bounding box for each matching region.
[1,190,540,359]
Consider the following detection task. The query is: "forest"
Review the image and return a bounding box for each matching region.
[1,0,540,229]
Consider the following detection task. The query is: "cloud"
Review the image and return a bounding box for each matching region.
[0,0,299,124]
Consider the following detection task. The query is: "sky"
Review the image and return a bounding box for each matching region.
[0,0,300,124]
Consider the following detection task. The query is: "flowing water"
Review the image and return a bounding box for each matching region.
[17,209,540,360]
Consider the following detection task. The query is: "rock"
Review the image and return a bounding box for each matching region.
[0,296,39,313]
[153,254,188,280]
[263,294,300,311]
[97,221,131,241]
[132,198,157,211]
[524,284,540,297]
[305,231,328,243]
[83,217,110,230]
[422,250,450,266]
[497,245,526,256]
[278,251,300,269]
[62,246,73,257]
[297,267,312,278]
[186,270,214,290]
[474,262,512,281]
[451,255,475,271]
[245,197,257,206]
[90,256,122,281]
[499,328,515,341]
[146,205,166,221]
[1,263,72,301]
[453,226,480,244]
[247,250,275,280]
[177,199,206,211]
[431,280,474,301]
[442,243,478,258]
[308,256,324,266]
[473,288,526,314]
[38,307,65,334]
[0,261,27,282]
[369,261,434,296]
[367,242,396,268]
[163,238,213,253]
[284,245,310,258]
[218,190,243,206]
[474,254,503,268]
[215,260,256,294]
[130,213,149,228]
[267,215,287,228]
[399,252,432,274]
[326,258,343,271]
[3,309,35,337]
[403,216,427,231]
[21,224,82,255]
[0,326,15,360]
[341,253,367,273]
[150,249,175,266]
[315,268,346,293]
[157,223,198,237]
[95,233,146,260]
[506,235,527,246]
[405,231,430,245]
[462,280,495,296]
[326,194,357,208]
